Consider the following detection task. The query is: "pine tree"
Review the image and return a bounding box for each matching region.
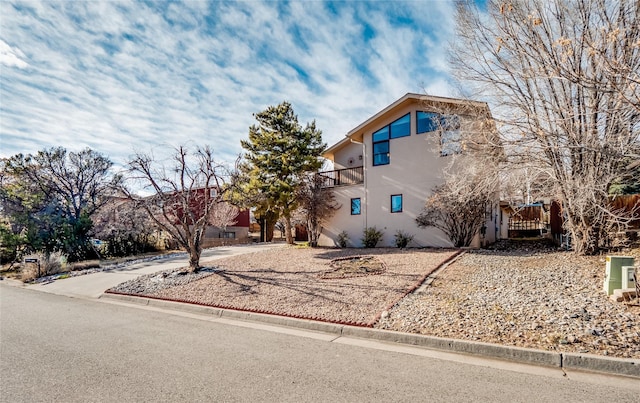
[240,102,325,244]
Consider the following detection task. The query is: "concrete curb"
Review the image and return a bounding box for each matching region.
[100,293,639,379]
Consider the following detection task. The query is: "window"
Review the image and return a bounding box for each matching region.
[210,188,218,198]
[391,194,403,213]
[389,113,410,139]
[219,231,235,239]
[440,114,462,156]
[372,140,389,166]
[417,111,440,134]
[371,114,411,166]
[351,198,361,215]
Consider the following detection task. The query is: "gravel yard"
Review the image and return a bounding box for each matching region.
[108,243,640,358]
[377,246,640,358]
[109,247,458,326]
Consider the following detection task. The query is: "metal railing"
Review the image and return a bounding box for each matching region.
[318,166,364,188]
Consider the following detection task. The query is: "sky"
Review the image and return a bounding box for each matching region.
[1,0,471,169]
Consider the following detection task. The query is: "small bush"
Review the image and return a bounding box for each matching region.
[394,230,415,248]
[21,251,68,282]
[337,231,349,248]
[362,227,384,248]
[71,260,101,271]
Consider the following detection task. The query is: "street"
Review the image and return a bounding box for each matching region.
[1,285,638,402]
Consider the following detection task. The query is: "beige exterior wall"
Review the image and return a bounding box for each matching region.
[318,184,365,247]
[332,141,364,170]
[319,95,500,248]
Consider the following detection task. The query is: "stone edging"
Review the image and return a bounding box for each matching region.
[100,292,639,379]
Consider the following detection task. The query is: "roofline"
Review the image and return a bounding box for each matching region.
[347,93,489,137]
[323,136,354,158]
[322,93,490,160]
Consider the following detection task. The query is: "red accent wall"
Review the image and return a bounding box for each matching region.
[235,209,250,227]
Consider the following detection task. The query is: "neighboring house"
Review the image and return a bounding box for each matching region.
[170,187,251,247]
[317,93,500,248]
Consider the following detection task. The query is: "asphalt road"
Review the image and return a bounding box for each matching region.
[1,285,638,402]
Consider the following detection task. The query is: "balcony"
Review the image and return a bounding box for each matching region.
[318,166,364,188]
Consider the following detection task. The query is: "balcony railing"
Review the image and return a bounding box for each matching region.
[318,166,364,188]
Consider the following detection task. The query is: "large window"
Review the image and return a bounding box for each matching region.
[418,111,462,156]
[372,139,390,166]
[390,113,410,138]
[351,198,361,215]
[391,194,403,213]
[440,114,462,156]
[417,111,440,134]
[372,114,410,166]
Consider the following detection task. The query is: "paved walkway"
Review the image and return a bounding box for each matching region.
[24,243,285,299]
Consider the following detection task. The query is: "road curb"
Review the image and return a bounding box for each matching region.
[99,293,639,378]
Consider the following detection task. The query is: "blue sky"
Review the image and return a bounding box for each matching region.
[1,0,464,167]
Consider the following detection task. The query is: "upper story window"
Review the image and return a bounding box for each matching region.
[390,113,410,139]
[417,111,463,156]
[440,114,462,156]
[417,111,440,134]
[372,113,410,166]
[372,126,390,166]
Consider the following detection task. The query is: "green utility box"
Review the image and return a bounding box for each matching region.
[603,256,635,295]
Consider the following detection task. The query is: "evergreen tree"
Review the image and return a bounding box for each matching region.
[240,102,325,244]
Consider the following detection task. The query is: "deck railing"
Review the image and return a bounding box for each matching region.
[318,166,364,188]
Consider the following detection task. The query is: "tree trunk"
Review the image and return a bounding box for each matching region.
[188,250,200,273]
[187,233,202,273]
[284,215,294,245]
[308,217,318,247]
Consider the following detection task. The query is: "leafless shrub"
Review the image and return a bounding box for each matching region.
[21,251,67,282]
[451,0,640,253]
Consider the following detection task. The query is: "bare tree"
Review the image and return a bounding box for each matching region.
[121,146,232,272]
[414,97,502,247]
[417,153,498,247]
[296,173,340,247]
[451,0,640,254]
[208,202,239,233]
[90,197,160,257]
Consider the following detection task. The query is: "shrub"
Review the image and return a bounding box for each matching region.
[361,227,384,248]
[21,251,68,282]
[394,230,415,248]
[337,231,349,248]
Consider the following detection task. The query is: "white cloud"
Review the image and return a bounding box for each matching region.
[0,0,460,166]
[0,39,29,68]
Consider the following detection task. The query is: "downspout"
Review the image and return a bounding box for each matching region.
[350,137,366,233]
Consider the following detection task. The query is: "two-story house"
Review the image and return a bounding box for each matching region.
[317,93,500,248]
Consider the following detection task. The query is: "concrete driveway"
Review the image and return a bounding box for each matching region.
[24,243,285,299]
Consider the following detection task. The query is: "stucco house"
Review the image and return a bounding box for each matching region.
[317,93,500,248]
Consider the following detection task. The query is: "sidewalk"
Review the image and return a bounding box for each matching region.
[24,243,285,299]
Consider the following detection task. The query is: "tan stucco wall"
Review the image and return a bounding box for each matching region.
[332,141,363,170]
[320,100,500,248]
[318,184,365,247]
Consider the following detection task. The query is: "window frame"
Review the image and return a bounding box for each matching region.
[390,194,403,213]
[372,139,390,166]
[389,113,411,139]
[350,198,361,215]
[439,114,462,157]
[371,113,411,167]
[417,111,440,134]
